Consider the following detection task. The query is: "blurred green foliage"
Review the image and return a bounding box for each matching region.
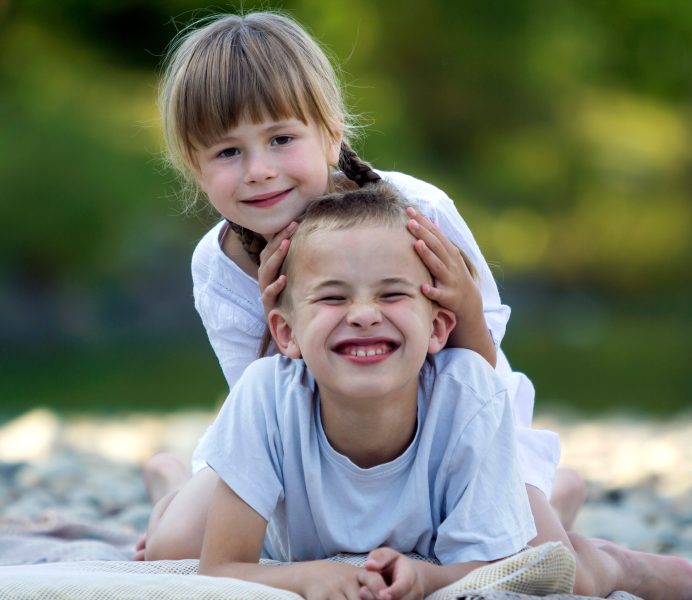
[1,0,690,415]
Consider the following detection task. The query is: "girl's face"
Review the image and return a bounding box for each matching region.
[194,118,341,238]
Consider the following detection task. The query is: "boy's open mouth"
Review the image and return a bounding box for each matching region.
[332,339,399,358]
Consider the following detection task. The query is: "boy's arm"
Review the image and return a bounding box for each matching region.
[199,479,367,598]
[406,208,497,366]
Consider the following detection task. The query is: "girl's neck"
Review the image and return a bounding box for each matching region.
[318,379,420,469]
[220,224,259,279]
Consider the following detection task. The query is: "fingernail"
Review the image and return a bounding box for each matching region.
[287,221,299,232]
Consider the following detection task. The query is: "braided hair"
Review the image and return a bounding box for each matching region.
[228,141,380,266]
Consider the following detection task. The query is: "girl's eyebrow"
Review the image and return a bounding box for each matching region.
[209,120,302,145]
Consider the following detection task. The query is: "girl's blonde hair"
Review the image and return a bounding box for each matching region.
[160,11,380,261]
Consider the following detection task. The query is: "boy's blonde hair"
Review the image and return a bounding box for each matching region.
[280,181,478,305]
[258,181,477,356]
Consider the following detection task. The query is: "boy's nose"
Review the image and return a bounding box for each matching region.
[244,151,277,183]
[346,302,382,328]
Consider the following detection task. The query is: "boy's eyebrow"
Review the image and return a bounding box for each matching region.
[380,277,417,287]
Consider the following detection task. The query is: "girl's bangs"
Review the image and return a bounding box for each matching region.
[181,50,316,151]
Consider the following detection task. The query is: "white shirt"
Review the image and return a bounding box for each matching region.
[197,349,537,565]
[191,170,560,496]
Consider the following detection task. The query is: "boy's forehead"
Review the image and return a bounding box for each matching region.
[296,225,426,279]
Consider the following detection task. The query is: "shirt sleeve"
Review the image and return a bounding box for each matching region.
[191,222,268,391]
[195,357,286,521]
[432,354,537,564]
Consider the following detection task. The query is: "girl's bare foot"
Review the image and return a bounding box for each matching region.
[143,452,189,504]
[597,538,692,600]
[550,467,586,530]
[133,453,190,560]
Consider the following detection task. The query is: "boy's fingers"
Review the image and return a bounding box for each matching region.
[358,570,388,599]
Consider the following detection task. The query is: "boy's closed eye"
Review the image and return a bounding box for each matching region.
[317,295,346,304]
[380,291,410,301]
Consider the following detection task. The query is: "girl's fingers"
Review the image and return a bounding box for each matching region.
[258,239,291,289]
[414,240,446,279]
[420,282,442,302]
[259,221,298,262]
[261,275,287,310]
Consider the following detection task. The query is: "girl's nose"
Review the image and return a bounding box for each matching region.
[346,301,382,328]
[244,151,277,183]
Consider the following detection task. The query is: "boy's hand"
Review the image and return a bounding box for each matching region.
[297,561,368,600]
[258,221,298,316]
[405,208,496,366]
[358,548,424,600]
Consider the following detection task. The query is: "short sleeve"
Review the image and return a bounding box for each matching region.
[195,357,286,521]
[431,355,536,563]
[191,222,269,391]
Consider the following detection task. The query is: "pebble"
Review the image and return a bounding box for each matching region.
[0,409,690,561]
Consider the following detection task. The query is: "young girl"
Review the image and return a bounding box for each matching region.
[138,10,580,561]
[196,183,692,600]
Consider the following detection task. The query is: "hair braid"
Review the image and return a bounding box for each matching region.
[338,142,381,187]
[226,221,266,266]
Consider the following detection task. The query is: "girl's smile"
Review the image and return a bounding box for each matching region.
[241,189,293,208]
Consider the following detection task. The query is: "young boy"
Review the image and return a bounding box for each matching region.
[195,184,692,600]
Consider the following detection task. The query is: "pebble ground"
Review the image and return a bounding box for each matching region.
[1,409,690,560]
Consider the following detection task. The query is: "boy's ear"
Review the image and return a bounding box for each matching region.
[268,309,301,359]
[428,307,456,354]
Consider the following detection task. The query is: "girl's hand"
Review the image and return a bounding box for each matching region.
[406,208,496,367]
[258,221,299,317]
[358,548,424,600]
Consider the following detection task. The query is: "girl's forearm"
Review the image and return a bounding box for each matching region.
[447,313,497,367]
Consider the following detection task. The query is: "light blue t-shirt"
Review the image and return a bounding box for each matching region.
[197,349,536,565]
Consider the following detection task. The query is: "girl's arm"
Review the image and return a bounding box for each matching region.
[359,547,491,600]
[199,479,367,599]
[406,208,497,366]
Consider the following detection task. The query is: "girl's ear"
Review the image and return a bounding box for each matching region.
[268,309,302,358]
[428,307,457,354]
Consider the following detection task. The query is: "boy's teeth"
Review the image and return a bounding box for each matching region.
[346,344,389,357]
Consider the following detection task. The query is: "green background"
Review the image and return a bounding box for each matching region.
[1,0,690,419]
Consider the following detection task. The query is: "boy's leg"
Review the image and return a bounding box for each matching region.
[527,484,692,599]
[549,467,586,530]
[136,453,220,561]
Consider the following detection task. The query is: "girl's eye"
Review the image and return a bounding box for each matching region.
[217,147,240,159]
[271,135,293,146]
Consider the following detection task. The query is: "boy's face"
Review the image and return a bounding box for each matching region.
[270,224,452,403]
